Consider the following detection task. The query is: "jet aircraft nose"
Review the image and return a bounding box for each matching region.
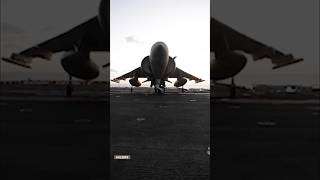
[151,42,168,56]
[150,42,169,79]
[155,44,166,51]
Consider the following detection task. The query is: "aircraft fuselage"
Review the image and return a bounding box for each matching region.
[149,42,170,86]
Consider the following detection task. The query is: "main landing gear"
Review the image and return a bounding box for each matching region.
[181,86,185,93]
[66,75,74,97]
[154,84,165,94]
[230,77,236,98]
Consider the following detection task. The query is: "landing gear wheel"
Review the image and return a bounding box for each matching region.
[154,88,163,95]
[66,84,73,97]
[230,77,236,98]
[66,75,73,97]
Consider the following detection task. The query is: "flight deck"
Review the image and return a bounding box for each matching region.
[0,83,319,179]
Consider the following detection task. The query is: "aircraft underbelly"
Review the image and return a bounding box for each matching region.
[150,56,168,79]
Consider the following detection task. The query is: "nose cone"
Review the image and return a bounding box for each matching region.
[154,43,166,52]
[150,42,169,78]
[151,42,168,55]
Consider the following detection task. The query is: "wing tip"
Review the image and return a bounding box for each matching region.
[195,79,205,83]
[111,79,120,83]
[272,58,304,69]
[2,57,32,69]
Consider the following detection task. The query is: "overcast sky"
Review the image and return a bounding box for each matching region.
[1,0,319,87]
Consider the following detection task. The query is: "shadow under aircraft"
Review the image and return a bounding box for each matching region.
[1,0,303,96]
[111,41,205,94]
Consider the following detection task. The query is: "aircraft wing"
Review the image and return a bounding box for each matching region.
[211,18,303,69]
[2,17,108,69]
[169,67,204,83]
[111,67,146,83]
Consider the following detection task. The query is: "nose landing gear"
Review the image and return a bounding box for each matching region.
[154,84,165,94]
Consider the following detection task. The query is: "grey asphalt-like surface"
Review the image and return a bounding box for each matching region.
[1,84,319,179]
[110,93,210,180]
[0,97,109,180]
[211,98,320,180]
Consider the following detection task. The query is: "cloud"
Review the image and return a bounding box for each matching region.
[125,36,141,43]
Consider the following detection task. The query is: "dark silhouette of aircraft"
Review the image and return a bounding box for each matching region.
[2,0,110,96]
[210,18,303,97]
[111,42,204,94]
[1,0,303,96]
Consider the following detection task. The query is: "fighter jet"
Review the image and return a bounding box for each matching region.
[210,18,303,97]
[1,0,303,96]
[111,42,204,94]
[1,0,109,96]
